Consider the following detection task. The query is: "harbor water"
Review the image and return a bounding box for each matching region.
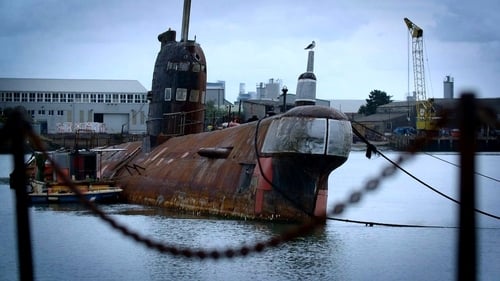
[1,151,499,280]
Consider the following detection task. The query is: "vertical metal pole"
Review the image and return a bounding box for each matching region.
[282,87,288,113]
[9,110,34,281]
[181,0,191,42]
[238,100,242,119]
[306,50,314,72]
[457,93,476,281]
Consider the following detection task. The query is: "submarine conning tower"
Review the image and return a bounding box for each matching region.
[147,0,207,149]
[295,47,316,106]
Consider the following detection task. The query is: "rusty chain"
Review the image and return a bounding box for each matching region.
[22,106,454,259]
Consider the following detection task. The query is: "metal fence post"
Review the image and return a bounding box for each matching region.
[7,109,34,281]
[457,93,477,281]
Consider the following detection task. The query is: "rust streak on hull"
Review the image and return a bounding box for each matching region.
[100,106,352,222]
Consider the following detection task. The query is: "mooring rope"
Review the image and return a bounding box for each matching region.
[423,152,500,183]
[351,123,500,221]
[326,216,451,228]
[350,119,500,183]
[377,149,500,221]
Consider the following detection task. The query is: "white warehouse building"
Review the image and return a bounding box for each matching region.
[0,78,149,135]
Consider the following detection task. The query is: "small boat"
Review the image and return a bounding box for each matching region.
[27,150,122,204]
[28,179,122,204]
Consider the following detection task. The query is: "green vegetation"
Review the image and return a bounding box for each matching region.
[358,90,393,115]
[204,101,243,127]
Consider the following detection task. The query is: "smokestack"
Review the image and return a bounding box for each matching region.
[181,0,191,42]
[239,83,246,94]
[443,75,454,99]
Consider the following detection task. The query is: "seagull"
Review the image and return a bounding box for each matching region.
[304,40,315,50]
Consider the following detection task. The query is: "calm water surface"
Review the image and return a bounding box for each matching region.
[1,151,499,281]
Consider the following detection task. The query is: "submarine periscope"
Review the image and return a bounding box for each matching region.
[99,0,352,222]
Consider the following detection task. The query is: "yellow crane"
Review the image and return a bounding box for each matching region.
[404,17,438,133]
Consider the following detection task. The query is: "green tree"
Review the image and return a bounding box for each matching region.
[204,100,227,125]
[358,90,393,115]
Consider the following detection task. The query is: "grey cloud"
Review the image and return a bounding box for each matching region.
[433,1,500,43]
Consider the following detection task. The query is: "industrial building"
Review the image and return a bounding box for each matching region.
[0,73,337,135]
[236,78,331,122]
[206,81,231,108]
[0,78,148,135]
[0,77,237,135]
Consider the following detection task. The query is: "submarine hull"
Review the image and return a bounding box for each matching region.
[97,3,352,221]
[100,105,352,222]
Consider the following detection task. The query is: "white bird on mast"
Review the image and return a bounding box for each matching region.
[304,40,315,50]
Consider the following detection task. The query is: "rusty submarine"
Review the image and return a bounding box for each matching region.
[97,0,353,222]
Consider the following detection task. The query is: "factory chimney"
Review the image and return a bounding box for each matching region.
[443,75,454,99]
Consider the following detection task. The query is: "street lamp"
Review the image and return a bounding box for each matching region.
[281,85,288,113]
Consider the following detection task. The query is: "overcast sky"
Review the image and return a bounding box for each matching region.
[1,0,499,102]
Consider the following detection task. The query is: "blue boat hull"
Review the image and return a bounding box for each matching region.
[29,190,122,204]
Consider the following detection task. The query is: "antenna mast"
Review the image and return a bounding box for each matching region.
[181,0,191,42]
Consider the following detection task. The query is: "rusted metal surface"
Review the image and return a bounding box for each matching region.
[100,106,352,222]
[100,3,353,222]
[148,29,207,142]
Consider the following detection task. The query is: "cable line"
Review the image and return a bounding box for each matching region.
[376,150,500,220]
[327,216,451,228]
[351,124,500,221]
[352,119,500,184]
[423,152,500,183]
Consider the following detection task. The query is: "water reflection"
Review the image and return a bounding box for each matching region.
[3,152,500,280]
[136,216,346,281]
